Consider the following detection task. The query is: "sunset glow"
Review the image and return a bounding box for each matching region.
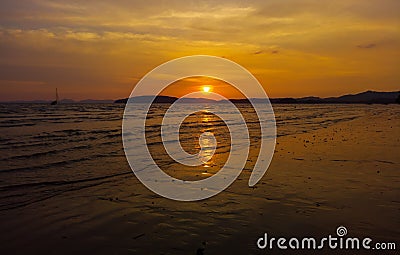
[159,76,246,100]
[0,1,399,101]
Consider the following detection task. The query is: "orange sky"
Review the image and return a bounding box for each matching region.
[160,76,246,99]
[0,0,399,101]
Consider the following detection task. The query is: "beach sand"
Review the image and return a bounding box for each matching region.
[0,108,399,254]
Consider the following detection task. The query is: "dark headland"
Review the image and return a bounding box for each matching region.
[114,90,400,104]
[2,90,399,104]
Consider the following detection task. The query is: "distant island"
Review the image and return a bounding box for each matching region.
[115,90,400,105]
[2,90,399,104]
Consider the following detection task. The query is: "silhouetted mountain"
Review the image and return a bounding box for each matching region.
[116,96,176,104]
[115,91,399,104]
[270,98,300,104]
[256,91,399,104]
[79,99,114,104]
[114,98,128,104]
[297,96,325,103]
[59,99,75,104]
[324,90,399,104]
[3,90,398,104]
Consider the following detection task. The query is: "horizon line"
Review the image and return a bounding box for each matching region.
[0,90,399,103]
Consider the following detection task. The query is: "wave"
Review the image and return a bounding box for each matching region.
[0,171,132,211]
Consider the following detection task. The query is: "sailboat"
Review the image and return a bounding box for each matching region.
[50,88,59,105]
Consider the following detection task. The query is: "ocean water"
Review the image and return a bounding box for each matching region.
[0,103,391,210]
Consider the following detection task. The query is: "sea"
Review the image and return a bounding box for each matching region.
[0,103,394,211]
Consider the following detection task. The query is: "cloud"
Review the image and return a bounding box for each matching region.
[0,28,178,45]
[0,80,47,86]
[253,50,279,55]
[0,0,399,100]
[357,43,377,49]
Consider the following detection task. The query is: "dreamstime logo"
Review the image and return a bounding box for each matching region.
[122,55,276,201]
[257,226,397,251]
[336,226,348,237]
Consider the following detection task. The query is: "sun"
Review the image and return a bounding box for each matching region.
[202,86,211,93]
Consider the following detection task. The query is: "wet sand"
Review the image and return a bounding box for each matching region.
[0,109,399,254]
